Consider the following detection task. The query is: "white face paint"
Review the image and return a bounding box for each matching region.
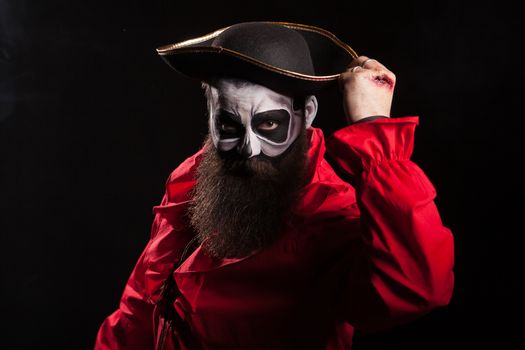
[207,79,316,158]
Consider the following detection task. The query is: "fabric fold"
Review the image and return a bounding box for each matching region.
[326,116,419,179]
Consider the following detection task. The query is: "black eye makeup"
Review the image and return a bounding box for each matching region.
[251,109,290,143]
[215,109,243,138]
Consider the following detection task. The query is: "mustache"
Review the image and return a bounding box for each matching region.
[218,153,279,179]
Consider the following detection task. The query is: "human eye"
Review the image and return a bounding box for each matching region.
[216,110,242,137]
[252,109,290,142]
[220,122,239,134]
[257,120,280,131]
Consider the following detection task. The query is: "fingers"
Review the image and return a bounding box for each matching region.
[340,55,396,90]
[345,55,387,72]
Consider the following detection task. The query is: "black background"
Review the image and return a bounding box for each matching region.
[1,0,523,348]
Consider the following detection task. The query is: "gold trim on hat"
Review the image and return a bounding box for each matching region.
[273,22,358,58]
[156,27,228,52]
[156,22,359,81]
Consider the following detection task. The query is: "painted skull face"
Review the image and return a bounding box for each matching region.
[207,79,316,158]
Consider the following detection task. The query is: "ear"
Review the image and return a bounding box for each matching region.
[304,95,318,128]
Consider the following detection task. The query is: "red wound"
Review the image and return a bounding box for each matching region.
[370,74,394,89]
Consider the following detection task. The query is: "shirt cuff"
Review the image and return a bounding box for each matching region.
[350,115,390,125]
[325,116,420,179]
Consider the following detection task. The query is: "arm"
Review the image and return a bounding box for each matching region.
[327,57,455,332]
[95,235,158,350]
[95,151,202,349]
[327,117,454,331]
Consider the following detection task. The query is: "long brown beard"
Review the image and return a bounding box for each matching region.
[188,129,309,259]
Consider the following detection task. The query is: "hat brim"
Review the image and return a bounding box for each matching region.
[156,22,358,95]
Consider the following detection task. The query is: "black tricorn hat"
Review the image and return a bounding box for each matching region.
[156,21,358,95]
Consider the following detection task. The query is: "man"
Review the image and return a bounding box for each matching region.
[95,22,454,350]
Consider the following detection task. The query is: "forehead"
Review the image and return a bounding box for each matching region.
[214,79,291,112]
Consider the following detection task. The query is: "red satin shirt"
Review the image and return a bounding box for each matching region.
[95,117,454,349]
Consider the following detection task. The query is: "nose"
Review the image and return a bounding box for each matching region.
[238,139,253,158]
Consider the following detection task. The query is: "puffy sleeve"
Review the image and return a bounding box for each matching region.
[325,116,455,332]
[94,150,202,349]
